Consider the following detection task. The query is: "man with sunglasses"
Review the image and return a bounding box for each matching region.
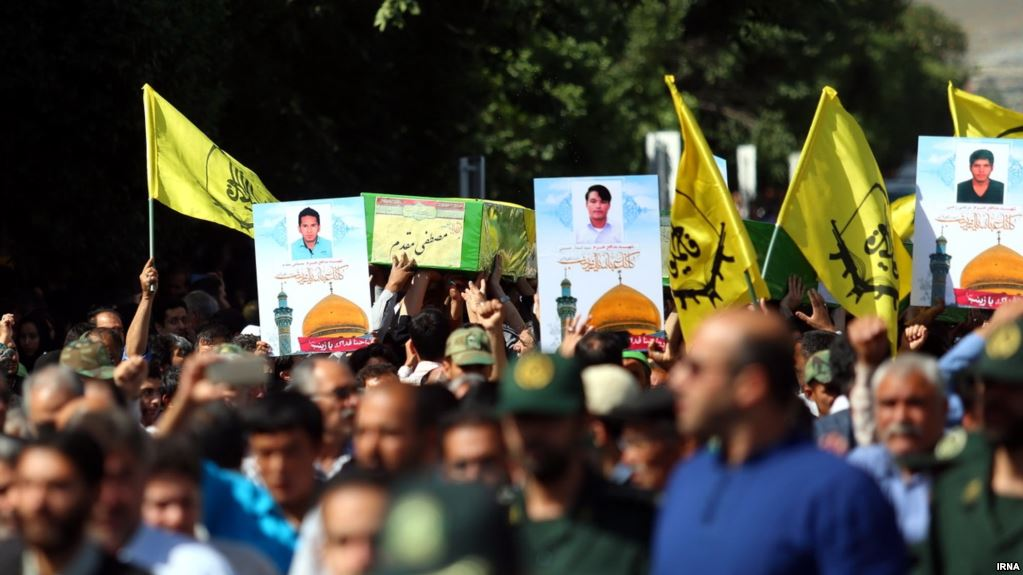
[654,309,906,574]
[920,316,1023,573]
[290,357,360,480]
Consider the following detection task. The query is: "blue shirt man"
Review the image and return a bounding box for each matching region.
[292,207,333,260]
[653,309,906,575]
[847,444,932,545]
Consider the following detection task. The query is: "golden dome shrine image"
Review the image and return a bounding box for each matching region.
[960,243,1023,296]
[302,288,370,338]
[588,281,661,335]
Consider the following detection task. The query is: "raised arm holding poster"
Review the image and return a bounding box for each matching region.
[534,175,664,352]
[253,198,373,355]
[912,136,1023,309]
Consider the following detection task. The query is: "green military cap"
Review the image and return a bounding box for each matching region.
[374,480,515,575]
[971,317,1023,384]
[60,339,115,380]
[804,350,833,385]
[445,326,494,367]
[496,352,583,415]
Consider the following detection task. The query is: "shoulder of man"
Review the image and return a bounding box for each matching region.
[0,538,23,574]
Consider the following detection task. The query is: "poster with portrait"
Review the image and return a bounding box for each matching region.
[253,198,373,355]
[911,136,1023,308]
[534,175,665,352]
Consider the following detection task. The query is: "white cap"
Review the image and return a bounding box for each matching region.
[581,364,641,416]
[241,325,261,337]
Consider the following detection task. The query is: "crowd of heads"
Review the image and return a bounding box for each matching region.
[0,254,1021,574]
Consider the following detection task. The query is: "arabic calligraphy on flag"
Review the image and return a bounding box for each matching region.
[370,198,465,268]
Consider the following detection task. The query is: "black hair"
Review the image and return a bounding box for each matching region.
[827,335,857,394]
[800,330,838,359]
[969,149,994,165]
[21,430,105,488]
[575,331,627,369]
[196,323,232,345]
[416,385,459,431]
[87,307,121,327]
[161,365,180,399]
[184,401,246,470]
[734,333,798,404]
[63,322,94,346]
[149,436,201,484]
[439,407,500,442]
[585,184,612,203]
[190,275,224,302]
[298,207,320,225]
[244,391,324,445]
[356,363,398,388]
[460,380,499,409]
[322,465,389,498]
[349,343,401,375]
[154,299,188,327]
[410,308,450,361]
[231,334,259,352]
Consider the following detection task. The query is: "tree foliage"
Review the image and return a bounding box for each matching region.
[0,0,967,313]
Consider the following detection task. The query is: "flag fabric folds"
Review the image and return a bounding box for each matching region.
[948,82,1023,139]
[771,87,912,350]
[143,84,277,237]
[663,76,769,338]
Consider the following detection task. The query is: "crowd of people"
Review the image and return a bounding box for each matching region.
[0,254,1021,575]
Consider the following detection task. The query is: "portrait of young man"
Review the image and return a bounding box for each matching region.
[956,148,1005,204]
[575,184,622,244]
[292,207,334,260]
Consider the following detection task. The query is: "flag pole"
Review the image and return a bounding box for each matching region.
[743,270,758,306]
[761,222,783,282]
[143,85,156,289]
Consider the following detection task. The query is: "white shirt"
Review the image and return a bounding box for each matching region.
[121,524,235,575]
[576,221,621,244]
[397,360,440,385]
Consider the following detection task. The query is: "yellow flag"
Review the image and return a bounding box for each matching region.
[948,82,1023,138]
[890,194,915,242]
[663,76,769,338]
[143,84,277,236]
[776,87,912,350]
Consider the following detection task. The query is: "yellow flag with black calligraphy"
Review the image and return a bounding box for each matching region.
[949,81,1023,139]
[143,84,277,237]
[664,76,769,339]
[776,87,912,350]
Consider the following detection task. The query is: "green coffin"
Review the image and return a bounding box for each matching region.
[363,193,537,277]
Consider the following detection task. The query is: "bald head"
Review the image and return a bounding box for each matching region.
[670,310,797,438]
[353,383,423,474]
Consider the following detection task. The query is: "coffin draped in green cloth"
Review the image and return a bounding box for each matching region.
[363,193,537,278]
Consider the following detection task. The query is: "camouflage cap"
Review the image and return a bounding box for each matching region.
[445,326,494,367]
[60,339,115,380]
[496,352,583,416]
[374,479,514,575]
[214,343,245,357]
[804,350,833,385]
[971,318,1023,384]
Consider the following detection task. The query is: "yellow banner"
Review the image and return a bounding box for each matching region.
[777,87,912,350]
[370,197,465,268]
[664,76,768,338]
[948,82,1023,138]
[890,194,915,242]
[143,84,277,237]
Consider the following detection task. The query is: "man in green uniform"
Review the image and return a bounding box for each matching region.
[498,352,655,575]
[920,317,1023,574]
